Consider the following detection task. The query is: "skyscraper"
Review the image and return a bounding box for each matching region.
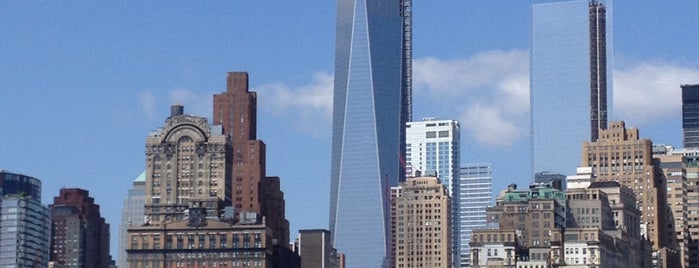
[214,71,290,246]
[682,84,699,148]
[530,0,611,178]
[454,164,492,268]
[118,172,146,268]
[0,171,51,267]
[330,0,404,266]
[50,188,111,268]
[405,118,460,193]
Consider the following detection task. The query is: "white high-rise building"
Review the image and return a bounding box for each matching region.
[405,118,460,194]
[456,164,493,268]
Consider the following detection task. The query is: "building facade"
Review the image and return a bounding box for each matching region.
[581,121,679,267]
[454,164,492,267]
[143,105,231,225]
[668,148,699,266]
[477,183,567,267]
[472,181,652,267]
[330,0,404,266]
[294,229,339,268]
[128,219,299,268]
[392,176,451,267]
[530,0,611,178]
[682,84,699,148]
[655,154,689,267]
[119,172,147,268]
[0,171,51,267]
[50,188,111,268]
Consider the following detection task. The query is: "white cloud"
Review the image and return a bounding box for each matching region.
[138,91,156,120]
[460,104,520,146]
[614,62,699,125]
[203,51,699,149]
[413,49,530,147]
[255,72,333,134]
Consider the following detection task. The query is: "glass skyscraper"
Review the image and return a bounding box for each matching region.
[405,118,460,194]
[682,84,699,148]
[0,171,51,267]
[530,0,612,178]
[330,0,404,267]
[455,164,492,267]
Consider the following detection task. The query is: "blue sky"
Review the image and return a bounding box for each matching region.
[2,1,699,260]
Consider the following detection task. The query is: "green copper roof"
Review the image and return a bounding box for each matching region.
[501,186,566,203]
[135,171,146,182]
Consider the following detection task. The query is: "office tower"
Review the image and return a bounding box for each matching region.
[530,0,611,178]
[330,0,403,267]
[405,119,460,191]
[0,171,51,267]
[581,121,680,267]
[393,176,451,267]
[655,155,689,267]
[50,188,111,268]
[682,84,699,148]
[118,172,146,268]
[454,164,492,267]
[295,229,339,268]
[214,72,290,245]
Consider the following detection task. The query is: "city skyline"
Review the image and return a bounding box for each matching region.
[2,1,699,260]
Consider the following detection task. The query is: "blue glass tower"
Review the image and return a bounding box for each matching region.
[330,0,403,267]
[530,0,612,178]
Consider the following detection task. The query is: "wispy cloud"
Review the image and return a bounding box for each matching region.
[255,72,333,134]
[413,49,530,147]
[138,91,156,120]
[614,62,699,126]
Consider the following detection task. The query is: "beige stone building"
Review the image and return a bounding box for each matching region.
[393,176,451,267]
[655,154,689,267]
[469,229,518,267]
[128,104,298,268]
[127,219,273,268]
[668,148,699,267]
[143,105,232,224]
[483,183,567,267]
[581,121,679,267]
